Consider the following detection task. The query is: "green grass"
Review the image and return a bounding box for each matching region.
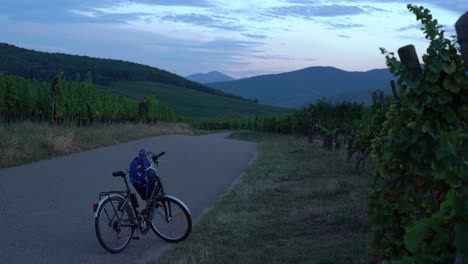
[104,81,291,118]
[152,131,371,264]
[0,122,194,168]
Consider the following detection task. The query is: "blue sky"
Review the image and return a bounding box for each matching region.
[0,0,466,78]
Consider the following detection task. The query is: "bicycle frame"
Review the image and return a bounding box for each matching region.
[94,170,166,226]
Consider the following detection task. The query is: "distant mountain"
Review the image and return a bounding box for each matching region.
[208,66,394,108]
[0,42,244,100]
[186,71,235,84]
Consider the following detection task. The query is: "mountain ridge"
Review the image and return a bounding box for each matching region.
[186,71,235,84]
[208,66,394,108]
[0,42,246,101]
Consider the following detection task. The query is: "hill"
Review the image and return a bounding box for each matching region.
[105,81,290,118]
[208,67,394,108]
[0,42,244,100]
[186,71,235,83]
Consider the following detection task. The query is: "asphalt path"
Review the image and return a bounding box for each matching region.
[0,132,257,264]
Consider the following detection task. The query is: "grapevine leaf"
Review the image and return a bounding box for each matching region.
[461,166,468,181]
[410,144,423,159]
[439,190,457,220]
[421,121,431,133]
[443,169,458,187]
[404,227,425,254]
[435,147,450,162]
[411,102,424,115]
[442,63,456,74]
[421,98,432,113]
[437,93,452,105]
[444,107,456,123]
[443,76,460,93]
[423,83,440,93]
[402,256,416,264]
[429,61,442,73]
[463,141,468,166]
[441,132,458,155]
[425,71,439,83]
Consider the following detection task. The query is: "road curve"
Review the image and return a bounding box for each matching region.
[0,132,257,264]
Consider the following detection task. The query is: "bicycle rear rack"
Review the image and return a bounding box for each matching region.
[98,191,127,201]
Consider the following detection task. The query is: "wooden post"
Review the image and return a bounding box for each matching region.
[390,80,400,104]
[323,135,333,151]
[398,45,422,77]
[456,12,468,70]
[50,73,62,124]
[141,97,148,123]
[372,90,378,104]
[379,90,387,111]
[308,116,314,143]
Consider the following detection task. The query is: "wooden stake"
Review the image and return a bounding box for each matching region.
[455,12,468,70]
[398,45,422,77]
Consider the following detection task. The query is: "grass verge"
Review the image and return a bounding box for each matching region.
[0,122,194,168]
[152,131,371,264]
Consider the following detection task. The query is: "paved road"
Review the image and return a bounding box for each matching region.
[0,133,257,264]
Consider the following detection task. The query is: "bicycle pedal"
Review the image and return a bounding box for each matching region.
[132,236,140,240]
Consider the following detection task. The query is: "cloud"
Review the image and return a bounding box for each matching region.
[397,23,456,37]
[0,1,149,24]
[160,13,245,31]
[70,9,154,24]
[369,0,468,13]
[0,0,213,24]
[441,24,457,36]
[268,4,367,20]
[337,34,350,38]
[130,0,213,7]
[242,33,267,39]
[251,54,315,61]
[201,40,263,52]
[284,0,319,3]
[397,24,422,32]
[325,22,365,29]
[360,5,388,12]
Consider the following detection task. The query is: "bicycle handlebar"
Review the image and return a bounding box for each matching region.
[152,151,165,162]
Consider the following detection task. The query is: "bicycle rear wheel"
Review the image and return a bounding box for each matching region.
[95,196,135,253]
[150,196,192,242]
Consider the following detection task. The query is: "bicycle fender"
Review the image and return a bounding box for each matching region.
[94,193,126,218]
[163,194,191,215]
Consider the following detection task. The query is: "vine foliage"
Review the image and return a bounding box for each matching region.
[370,5,468,263]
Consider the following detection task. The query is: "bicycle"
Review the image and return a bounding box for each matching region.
[93,151,192,253]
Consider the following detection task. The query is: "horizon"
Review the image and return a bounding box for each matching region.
[0,1,466,78]
[2,41,393,80]
[185,65,391,79]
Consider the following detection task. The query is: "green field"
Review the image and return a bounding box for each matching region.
[105,81,291,118]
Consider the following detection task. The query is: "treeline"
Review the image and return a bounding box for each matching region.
[0,72,178,124]
[0,43,249,101]
[188,100,365,138]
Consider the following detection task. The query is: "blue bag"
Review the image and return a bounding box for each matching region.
[129,149,156,200]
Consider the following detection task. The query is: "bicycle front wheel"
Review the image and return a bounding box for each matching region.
[95,196,135,253]
[150,196,192,242]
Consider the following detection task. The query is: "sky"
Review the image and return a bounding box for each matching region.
[0,0,466,78]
